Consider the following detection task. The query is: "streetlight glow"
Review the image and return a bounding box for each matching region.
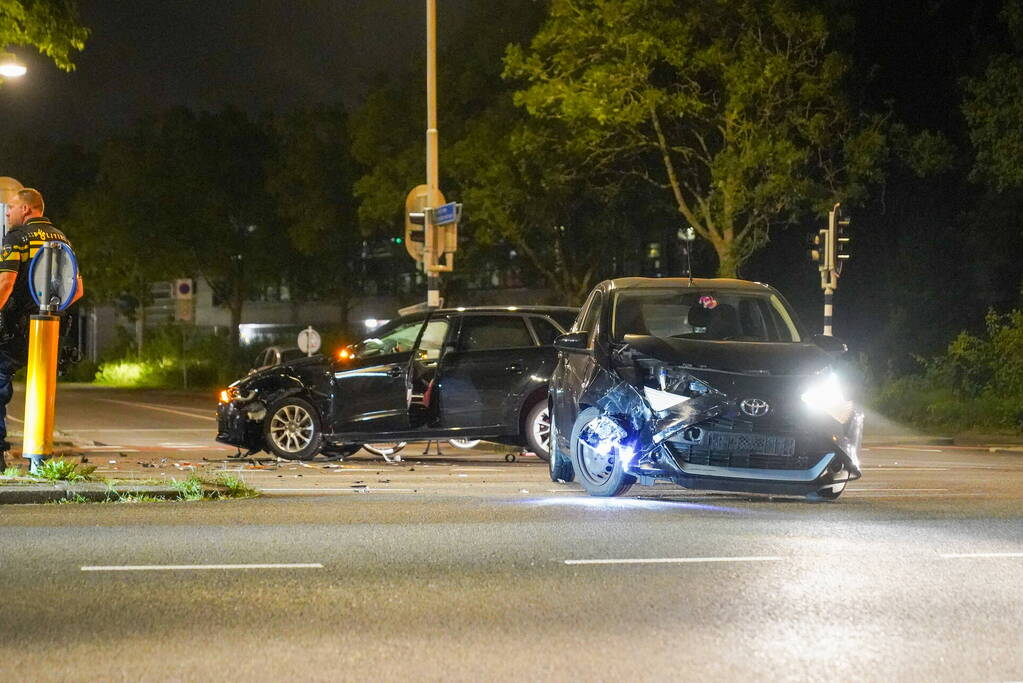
[0,59,26,78]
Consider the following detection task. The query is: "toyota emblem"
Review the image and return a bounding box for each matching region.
[740,398,770,417]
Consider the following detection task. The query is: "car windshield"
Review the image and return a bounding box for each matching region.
[612,289,802,343]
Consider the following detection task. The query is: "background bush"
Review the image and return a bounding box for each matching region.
[872,311,1023,432]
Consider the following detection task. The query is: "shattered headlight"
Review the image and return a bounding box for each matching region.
[800,372,853,423]
[641,365,714,414]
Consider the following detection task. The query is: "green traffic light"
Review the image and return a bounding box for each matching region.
[392,237,404,244]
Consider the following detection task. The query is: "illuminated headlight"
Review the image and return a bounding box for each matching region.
[219,388,236,404]
[800,372,853,423]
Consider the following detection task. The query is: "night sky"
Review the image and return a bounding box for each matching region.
[0,0,469,143]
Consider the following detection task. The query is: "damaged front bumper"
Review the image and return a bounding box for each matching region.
[216,397,267,452]
[585,375,864,497]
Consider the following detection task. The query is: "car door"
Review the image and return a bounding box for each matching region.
[330,317,434,433]
[435,314,541,429]
[552,288,607,441]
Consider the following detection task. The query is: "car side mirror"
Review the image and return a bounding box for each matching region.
[554,332,590,353]
[811,334,848,355]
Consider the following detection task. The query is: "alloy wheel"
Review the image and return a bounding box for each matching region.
[268,404,315,453]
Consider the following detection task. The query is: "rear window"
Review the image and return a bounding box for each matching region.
[459,316,535,351]
[612,289,802,343]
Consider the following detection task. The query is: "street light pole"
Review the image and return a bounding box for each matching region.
[424,0,441,309]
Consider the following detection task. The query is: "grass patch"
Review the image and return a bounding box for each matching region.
[34,458,96,482]
[170,473,259,501]
[2,466,23,478]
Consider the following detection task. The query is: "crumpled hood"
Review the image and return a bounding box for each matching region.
[622,334,832,376]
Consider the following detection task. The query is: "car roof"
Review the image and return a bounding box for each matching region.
[605,277,774,293]
[401,305,578,318]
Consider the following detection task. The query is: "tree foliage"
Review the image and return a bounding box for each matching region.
[506,0,886,277]
[0,0,88,72]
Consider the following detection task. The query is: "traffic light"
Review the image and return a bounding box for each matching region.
[403,185,445,263]
[808,230,825,265]
[835,208,851,274]
[390,236,404,245]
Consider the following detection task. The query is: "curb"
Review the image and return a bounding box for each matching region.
[0,483,183,505]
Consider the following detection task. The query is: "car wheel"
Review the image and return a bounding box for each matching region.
[548,401,574,483]
[570,407,635,497]
[524,401,551,461]
[447,438,481,449]
[264,397,322,461]
[362,442,407,457]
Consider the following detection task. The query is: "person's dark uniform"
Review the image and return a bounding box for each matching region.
[0,216,74,451]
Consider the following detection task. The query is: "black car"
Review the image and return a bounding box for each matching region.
[217,306,578,460]
[548,278,863,500]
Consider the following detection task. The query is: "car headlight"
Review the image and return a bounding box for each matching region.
[800,372,853,423]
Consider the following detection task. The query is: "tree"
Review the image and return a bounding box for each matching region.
[0,0,88,73]
[506,0,886,277]
[267,105,362,335]
[963,0,1023,191]
[70,107,282,352]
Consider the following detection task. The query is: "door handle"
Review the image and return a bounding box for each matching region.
[387,366,403,377]
[506,363,523,374]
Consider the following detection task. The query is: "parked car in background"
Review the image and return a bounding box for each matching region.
[249,346,305,375]
[218,306,578,460]
[548,278,862,500]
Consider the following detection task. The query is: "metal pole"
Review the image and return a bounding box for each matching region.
[424,0,441,308]
[823,287,833,336]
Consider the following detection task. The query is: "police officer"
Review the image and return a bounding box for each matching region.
[0,188,84,468]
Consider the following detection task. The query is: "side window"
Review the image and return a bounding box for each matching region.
[530,317,562,346]
[459,316,534,351]
[574,290,604,345]
[417,319,451,360]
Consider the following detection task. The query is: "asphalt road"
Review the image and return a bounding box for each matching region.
[1,386,1022,681]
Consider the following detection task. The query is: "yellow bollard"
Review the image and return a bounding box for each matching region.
[22,314,60,471]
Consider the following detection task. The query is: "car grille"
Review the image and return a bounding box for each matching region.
[664,411,831,472]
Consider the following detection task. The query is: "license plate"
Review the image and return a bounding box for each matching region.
[706,431,796,457]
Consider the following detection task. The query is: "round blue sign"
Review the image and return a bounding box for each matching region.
[28,241,79,312]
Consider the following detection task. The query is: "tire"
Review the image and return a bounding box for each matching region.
[548,400,574,483]
[263,397,322,461]
[524,400,551,462]
[569,407,635,497]
[362,442,407,457]
[448,438,481,449]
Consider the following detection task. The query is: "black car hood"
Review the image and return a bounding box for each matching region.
[622,334,831,376]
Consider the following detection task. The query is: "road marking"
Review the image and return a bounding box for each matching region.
[941,552,1023,559]
[847,488,948,492]
[565,556,783,566]
[66,428,212,433]
[82,563,323,571]
[95,398,217,421]
[259,487,416,493]
[863,467,949,471]
[870,447,944,453]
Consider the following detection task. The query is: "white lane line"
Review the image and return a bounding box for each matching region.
[95,398,217,421]
[67,428,212,433]
[450,468,505,472]
[259,487,416,493]
[847,488,948,492]
[82,563,323,571]
[863,467,950,471]
[564,556,783,566]
[942,552,1023,559]
[870,447,944,453]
